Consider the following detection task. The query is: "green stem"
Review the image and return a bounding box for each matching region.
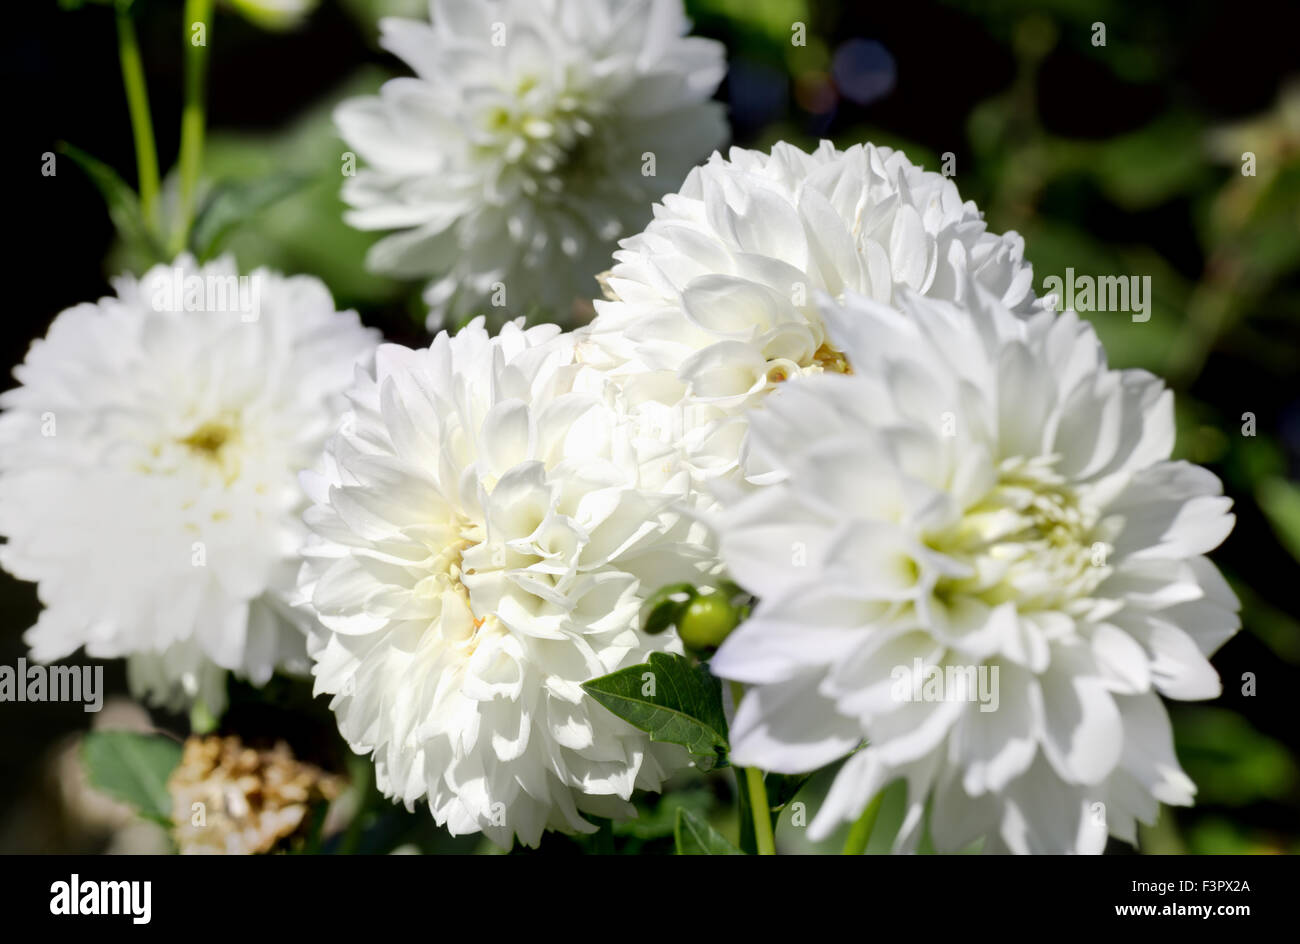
[729,681,776,855]
[841,790,885,855]
[116,6,160,231]
[173,0,214,255]
[744,764,776,855]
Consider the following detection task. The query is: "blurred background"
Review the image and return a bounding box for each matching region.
[3,0,1298,853]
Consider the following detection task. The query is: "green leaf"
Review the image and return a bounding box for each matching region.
[674,807,743,855]
[1232,580,1300,666]
[613,787,714,841]
[182,68,404,307]
[1086,113,1207,209]
[1185,817,1298,855]
[581,652,729,769]
[57,142,162,262]
[1021,220,1187,373]
[765,772,813,812]
[81,731,183,827]
[1173,705,1298,806]
[189,174,310,260]
[1257,477,1300,565]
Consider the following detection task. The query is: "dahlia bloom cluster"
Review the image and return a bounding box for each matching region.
[5,0,1240,854]
[290,140,1234,851]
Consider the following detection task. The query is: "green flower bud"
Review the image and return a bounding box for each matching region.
[678,591,741,650]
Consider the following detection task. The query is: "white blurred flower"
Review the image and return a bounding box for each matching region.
[335,0,726,329]
[581,140,1045,484]
[0,256,377,716]
[709,285,1239,854]
[296,318,716,848]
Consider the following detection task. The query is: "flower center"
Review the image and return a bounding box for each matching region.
[425,524,498,652]
[931,456,1114,613]
[179,420,235,459]
[766,342,853,385]
[810,342,852,375]
[437,529,483,607]
[136,414,247,486]
[178,416,246,484]
[477,81,604,203]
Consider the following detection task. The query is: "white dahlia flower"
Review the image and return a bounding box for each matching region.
[296,318,716,848]
[0,256,378,716]
[582,140,1044,483]
[335,0,727,329]
[709,285,1239,854]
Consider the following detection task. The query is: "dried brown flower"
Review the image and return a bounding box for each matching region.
[168,735,342,855]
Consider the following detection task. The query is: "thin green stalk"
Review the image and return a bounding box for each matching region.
[173,0,215,255]
[841,790,885,855]
[744,764,776,855]
[116,6,160,231]
[729,681,776,855]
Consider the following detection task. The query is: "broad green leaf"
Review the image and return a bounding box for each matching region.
[1087,113,1207,209]
[58,142,162,263]
[766,772,813,812]
[1021,220,1185,373]
[185,68,403,307]
[1173,705,1298,806]
[190,174,310,261]
[1185,817,1298,855]
[613,787,714,840]
[687,0,812,65]
[1257,477,1300,565]
[674,807,742,855]
[1233,580,1300,666]
[582,652,729,769]
[81,731,183,827]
